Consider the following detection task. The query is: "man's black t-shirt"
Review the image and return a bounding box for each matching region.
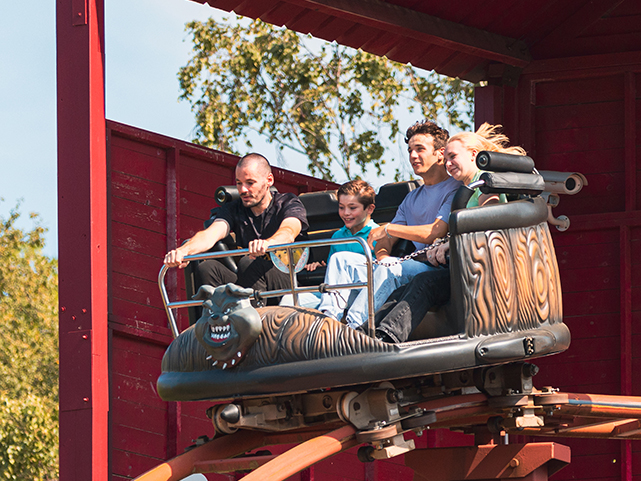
[215,192,308,248]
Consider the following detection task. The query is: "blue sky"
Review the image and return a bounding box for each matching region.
[0,0,442,259]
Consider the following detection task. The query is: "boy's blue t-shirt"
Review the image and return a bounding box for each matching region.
[328,219,379,259]
[391,176,461,251]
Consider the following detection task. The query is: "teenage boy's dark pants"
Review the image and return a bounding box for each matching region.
[195,256,290,305]
[374,268,451,343]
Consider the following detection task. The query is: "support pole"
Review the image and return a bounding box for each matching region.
[56,0,108,479]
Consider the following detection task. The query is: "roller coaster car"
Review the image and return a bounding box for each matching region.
[156,153,575,445]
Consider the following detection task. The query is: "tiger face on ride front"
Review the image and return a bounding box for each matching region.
[192,284,262,368]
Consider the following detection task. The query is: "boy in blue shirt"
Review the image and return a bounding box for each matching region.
[281,180,378,307]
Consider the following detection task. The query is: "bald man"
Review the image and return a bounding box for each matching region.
[164,153,308,301]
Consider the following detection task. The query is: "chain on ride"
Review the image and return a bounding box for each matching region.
[371,233,450,267]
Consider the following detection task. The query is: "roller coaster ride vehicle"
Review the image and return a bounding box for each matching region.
[142,153,641,481]
[158,152,569,404]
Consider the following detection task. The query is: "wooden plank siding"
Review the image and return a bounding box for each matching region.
[106,121,338,479]
[474,61,641,481]
[56,0,641,477]
[107,64,641,477]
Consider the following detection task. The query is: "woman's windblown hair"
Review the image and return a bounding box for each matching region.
[449,123,527,156]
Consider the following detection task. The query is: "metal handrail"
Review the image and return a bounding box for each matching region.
[158,237,375,339]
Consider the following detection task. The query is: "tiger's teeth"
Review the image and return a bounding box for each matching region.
[237,351,242,358]
[222,363,227,370]
[231,359,236,366]
[206,355,213,360]
[212,361,218,367]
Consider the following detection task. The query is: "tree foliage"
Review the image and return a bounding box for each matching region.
[179,17,474,181]
[0,205,58,480]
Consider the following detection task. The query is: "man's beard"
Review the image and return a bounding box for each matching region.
[241,190,267,209]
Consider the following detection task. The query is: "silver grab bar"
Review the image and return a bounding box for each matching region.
[158,237,375,339]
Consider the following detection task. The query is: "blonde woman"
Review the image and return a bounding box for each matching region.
[426,123,526,266]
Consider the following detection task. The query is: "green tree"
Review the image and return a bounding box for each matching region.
[179,16,473,182]
[0,205,58,480]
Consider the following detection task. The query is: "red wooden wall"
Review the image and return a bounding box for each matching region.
[475,55,641,481]
[57,0,641,478]
[94,65,641,481]
[105,121,473,480]
[106,121,345,479]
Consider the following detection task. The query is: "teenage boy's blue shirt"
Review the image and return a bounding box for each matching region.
[328,219,379,258]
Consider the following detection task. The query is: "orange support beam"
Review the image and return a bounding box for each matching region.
[242,425,358,481]
[133,430,268,481]
[133,425,357,481]
[405,443,571,481]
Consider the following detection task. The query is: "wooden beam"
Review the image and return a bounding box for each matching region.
[56,0,108,479]
[280,0,531,67]
[532,0,626,57]
[624,72,636,212]
[524,50,641,78]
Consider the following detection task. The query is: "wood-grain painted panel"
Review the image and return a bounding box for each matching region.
[545,172,625,215]
[177,415,216,450]
[552,453,619,480]
[311,449,366,480]
[567,33,641,57]
[560,336,621,362]
[179,400,220,418]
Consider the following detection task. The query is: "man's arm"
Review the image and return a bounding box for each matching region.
[372,231,397,260]
[382,219,448,245]
[247,217,302,259]
[368,219,449,258]
[164,220,230,268]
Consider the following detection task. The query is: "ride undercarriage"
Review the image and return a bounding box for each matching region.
[135,153,641,481]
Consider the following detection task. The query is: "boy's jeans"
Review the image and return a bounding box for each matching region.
[317,251,434,329]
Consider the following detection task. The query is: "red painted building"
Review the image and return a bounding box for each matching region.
[56,0,641,479]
